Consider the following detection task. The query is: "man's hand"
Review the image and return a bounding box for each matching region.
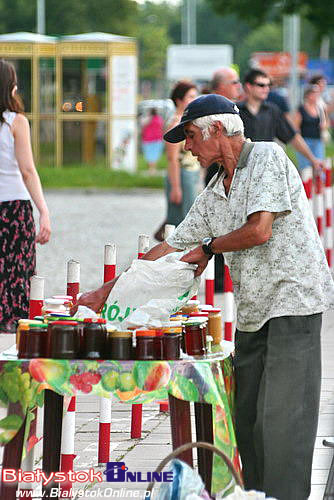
[180,245,210,277]
[70,279,117,315]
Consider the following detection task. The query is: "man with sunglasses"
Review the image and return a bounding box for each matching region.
[238,69,324,171]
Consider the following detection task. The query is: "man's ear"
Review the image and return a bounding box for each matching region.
[212,121,224,136]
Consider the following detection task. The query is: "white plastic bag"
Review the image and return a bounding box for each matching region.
[101,252,200,329]
[221,486,277,499]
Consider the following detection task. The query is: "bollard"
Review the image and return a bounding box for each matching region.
[223,265,234,341]
[104,243,116,283]
[60,397,76,497]
[301,166,313,212]
[67,260,80,304]
[205,257,215,306]
[98,244,116,464]
[324,159,333,268]
[314,172,324,242]
[28,275,44,319]
[25,275,44,493]
[59,261,80,494]
[131,236,150,438]
[138,234,150,259]
[159,226,175,413]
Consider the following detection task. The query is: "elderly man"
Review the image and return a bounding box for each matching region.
[74,95,334,500]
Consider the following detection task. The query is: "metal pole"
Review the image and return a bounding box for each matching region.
[37,0,45,35]
[286,14,300,111]
[182,0,196,45]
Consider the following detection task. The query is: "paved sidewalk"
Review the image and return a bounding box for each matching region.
[0,309,333,499]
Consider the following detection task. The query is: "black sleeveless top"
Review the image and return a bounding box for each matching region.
[299,105,321,139]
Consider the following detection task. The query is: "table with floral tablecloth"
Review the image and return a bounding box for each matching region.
[0,350,239,494]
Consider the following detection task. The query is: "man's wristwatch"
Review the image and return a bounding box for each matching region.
[202,237,216,259]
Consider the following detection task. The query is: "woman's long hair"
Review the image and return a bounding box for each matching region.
[0,59,24,124]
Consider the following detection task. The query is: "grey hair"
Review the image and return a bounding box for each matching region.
[193,114,244,140]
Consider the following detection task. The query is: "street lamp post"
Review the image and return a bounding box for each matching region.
[37,0,45,35]
[182,0,197,45]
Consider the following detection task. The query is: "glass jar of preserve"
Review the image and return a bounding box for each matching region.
[48,321,80,359]
[184,320,206,356]
[16,319,43,350]
[162,332,181,360]
[189,312,209,338]
[136,330,158,360]
[81,318,107,359]
[206,308,222,345]
[107,331,133,360]
[17,323,30,358]
[18,323,48,359]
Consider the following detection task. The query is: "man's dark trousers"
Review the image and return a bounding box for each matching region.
[234,314,322,500]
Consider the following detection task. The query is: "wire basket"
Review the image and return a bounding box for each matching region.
[146,441,243,496]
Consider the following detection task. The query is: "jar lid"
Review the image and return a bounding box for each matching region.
[33,316,44,321]
[48,313,71,318]
[162,321,183,328]
[189,312,209,317]
[44,298,66,306]
[187,299,200,305]
[136,329,156,337]
[209,308,222,313]
[19,324,30,331]
[29,323,48,329]
[83,318,107,324]
[52,295,73,301]
[19,318,42,324]
[185,319,206,326]
[111,331,132,338]
[50,321,78,326]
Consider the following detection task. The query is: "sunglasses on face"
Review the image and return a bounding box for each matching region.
[252,82,271,88]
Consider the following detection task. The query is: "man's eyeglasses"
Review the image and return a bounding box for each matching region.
[252,82,271,88]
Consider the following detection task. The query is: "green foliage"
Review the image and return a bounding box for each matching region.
[137,24,171,80]
[0,0,139,37]
[236,23,283,77]
[208,0,334,38]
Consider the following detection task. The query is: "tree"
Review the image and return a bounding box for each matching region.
[208,0,334,39]
[0,0,139,37]
[137,24,171,81]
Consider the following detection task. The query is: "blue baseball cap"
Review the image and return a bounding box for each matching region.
[164,94,240,143]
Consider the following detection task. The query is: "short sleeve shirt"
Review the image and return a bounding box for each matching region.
[167,141,334,332]
[237,101,296,143]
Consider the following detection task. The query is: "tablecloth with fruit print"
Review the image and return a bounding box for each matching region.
[0,355,239,494]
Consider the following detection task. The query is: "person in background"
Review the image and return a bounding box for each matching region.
[207,66,242,184]
[0,59,51,333]
[207,66,243,291]
[293,84,327,173]
[238,69,324,171]
[211,66,242,102]
[141,107,164,175]
[154,81,199,241]
[266,75,291,117]
[309,73,334,114]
